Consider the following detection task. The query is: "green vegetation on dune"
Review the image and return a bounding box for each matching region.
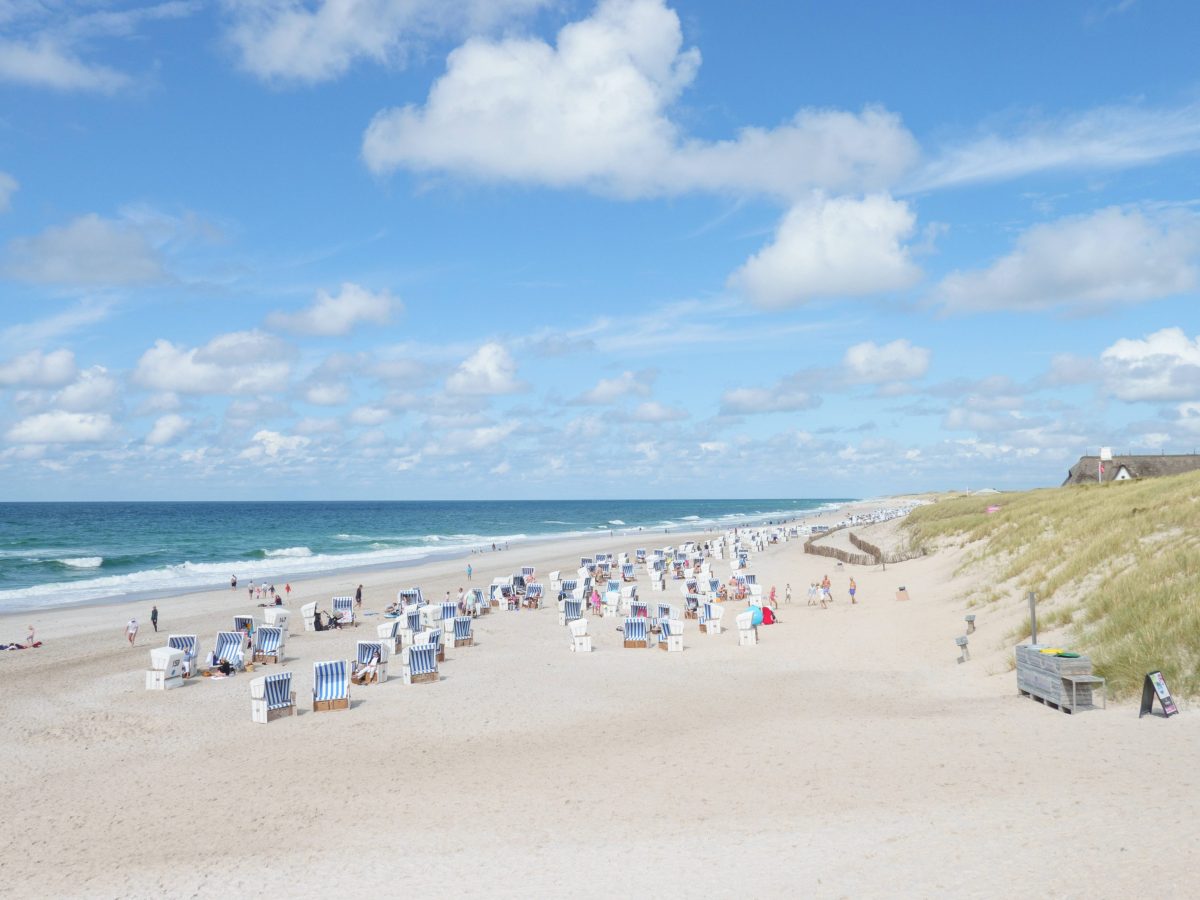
[904,473,1200,698]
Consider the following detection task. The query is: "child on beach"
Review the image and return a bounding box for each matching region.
[849,577,857,604]
[785,584,792,604]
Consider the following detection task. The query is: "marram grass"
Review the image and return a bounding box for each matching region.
[904,472,1200,698]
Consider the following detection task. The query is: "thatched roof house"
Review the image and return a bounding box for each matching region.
[1063,454,1200,486]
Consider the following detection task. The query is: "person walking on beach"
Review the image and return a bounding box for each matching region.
[785,583,792,604]
[848,577,857,605]
[466,563,473,581]
[150,605,159,632]
[125,618,139,646]
[355,585,363,609]
[231,575,237,590]
[821,574,832,604]
[285,583,291,600]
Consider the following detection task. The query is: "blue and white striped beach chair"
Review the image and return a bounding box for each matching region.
[398,609,422,647]
[658,618,683,653]
[251,671,295,723]
[521,566,535,579]
[332,596,355,627]
[233,615,254,634]
[745,574,757,586]
[312,659,350,711]
[376,618,402,653]
[524,582,543,608]
[417,628,445,662]
[451,615,473,648]
[623,617,648,648]
[253,625,286,664]
[562,598,582,626]
[560,579,578,599]
[354,641,388,684]
[621,564,635,582]
[656,603,671,622]
[211,630,245,670]
[636,549,647,563]
[398,588,423,606]
[580,557,593,569]
[700,602,725,635]
[403,643,438,684]
[631,601,648,619]
[439,601,456,624]
[167,634,200,676]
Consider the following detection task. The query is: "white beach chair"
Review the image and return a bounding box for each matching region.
[736,610,758,646]
[210,630,245,670]
[398,609,422,647]
[250,671,296,723]
[524,582,544,608]
[145,647,185,690]
[354,641,389,684]
[402,643,439,685]
[332,595,355,627]
[699,602,724,636]
[448,616,474,649]
[253,625,286,664]
[377,619,402,654]
[659,618,684,652]
[548,570,562,592]
[301,601,318,632]
[623,617,649,649]
[560,598,582,626]
[568,616,592,653]
[167,634,200,677]
[263,607,291,633]
[312,659,350,711]
[416,627,445,662]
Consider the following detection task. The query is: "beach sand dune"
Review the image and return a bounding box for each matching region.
[2,504,1197,898]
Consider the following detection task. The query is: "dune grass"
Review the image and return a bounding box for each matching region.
[904,472,1200,698]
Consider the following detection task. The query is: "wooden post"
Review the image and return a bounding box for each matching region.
[1028,591,1038,645]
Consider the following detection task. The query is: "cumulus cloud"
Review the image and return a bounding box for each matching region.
[720,380,820,415]
[730,194,921,307]
[133,330,290,395]
[629,400,686,422]
[223,0,551,84]
[445,342,525,395]
[574,369,654,404]
[0,349,77,387]
[267,283,398,336]
[1099,327,1200,402]
[0,171,16,212]
[4,213,166,286]
[303,382,350,406]
[843,339,931,384]
[363,0,915,199]
[53,366,119,411]
[145,413,190,446]
[6,410,117,443]
[933,207,1200,313]
[348,405,390,425]
[239,429,310,460]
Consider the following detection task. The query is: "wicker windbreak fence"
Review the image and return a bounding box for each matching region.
[848,532,884,561]
[802,526,877,567]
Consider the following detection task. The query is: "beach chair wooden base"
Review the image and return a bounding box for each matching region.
[623,639,648,649]
[253,693,297,723]
[408,672,438,685]
[313,697,350,712]
[456,636,473,647]
[253,651,282,665]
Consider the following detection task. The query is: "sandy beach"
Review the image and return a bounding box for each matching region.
[1,498,1197,899]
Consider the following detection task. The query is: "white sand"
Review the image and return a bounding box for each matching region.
[1,500,1197,898]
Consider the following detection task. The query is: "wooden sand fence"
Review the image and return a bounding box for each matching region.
[803,526,877,567]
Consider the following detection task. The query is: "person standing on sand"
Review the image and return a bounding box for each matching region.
[285,583,291,600]
[821,574,833,603]
[785,584,792,604]
[150,605,158,632]
[231,575,237,590]
[848,577,857,605]
[355,585,363,608]
[467,563,472,581]
[125,618,139,646]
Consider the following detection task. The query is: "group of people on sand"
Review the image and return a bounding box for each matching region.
[805,575,857,608]
[2,624,39,651]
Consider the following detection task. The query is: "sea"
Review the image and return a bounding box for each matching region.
[0,498,851,613]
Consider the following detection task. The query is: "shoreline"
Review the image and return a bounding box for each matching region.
[0,501,848,615]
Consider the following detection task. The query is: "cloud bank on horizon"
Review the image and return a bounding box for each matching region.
[1,0,1198,499]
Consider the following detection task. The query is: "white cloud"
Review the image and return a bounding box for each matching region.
[6,410,116,443]
[145,413,190,446]
[843,339,931,384]
[267,282,398,336]
[222,0,551,84]
[629,400,686,422]
[54,366,119,411]
[0,171,16,212]
[0,348,76,387]
[445,342,525,395]
[575,369,653,404]
[133,330,291,395]
[1,299,113,347]
[0,39,130,92]
[303,382,350,406]
[1100,328,1200,402]
[348,405,390,425]
[363,0,915,199]
[239,429,310,460]
[730,194,921,307]
[912,101,1200,192]
[720,382,820,415]
[934,207,1200,313]
[5,213,166,285]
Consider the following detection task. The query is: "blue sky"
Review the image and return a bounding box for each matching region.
[1,0,1200,500]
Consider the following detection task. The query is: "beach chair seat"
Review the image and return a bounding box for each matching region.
[448,616,473,648]
[313,660,350,711]
[252,625,286,664]
[659,618,684,652]
[377,619,402,654]
[403,643,439,685]
[354,641,389,684]
[736,610,758,646]
[568,616,592,652]
[251,671,296,723]
[699,602,724,636]
[167,634,200,677]
[623,617,649,649]
[209,631,245,670]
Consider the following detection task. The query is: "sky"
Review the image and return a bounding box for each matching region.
[1,0,1200,500]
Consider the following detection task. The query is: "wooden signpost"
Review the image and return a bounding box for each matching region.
[1139,671,1179,718]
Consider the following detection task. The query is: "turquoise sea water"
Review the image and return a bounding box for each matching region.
[0,499,850,611]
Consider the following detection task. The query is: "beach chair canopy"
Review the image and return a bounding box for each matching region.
[313,660,348,701]
[623,618,647,641]
[453,616,472,641]
[263,672,292,710]
[408,644,437,676]
[168,634,197,658]
[255,626,283,654]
